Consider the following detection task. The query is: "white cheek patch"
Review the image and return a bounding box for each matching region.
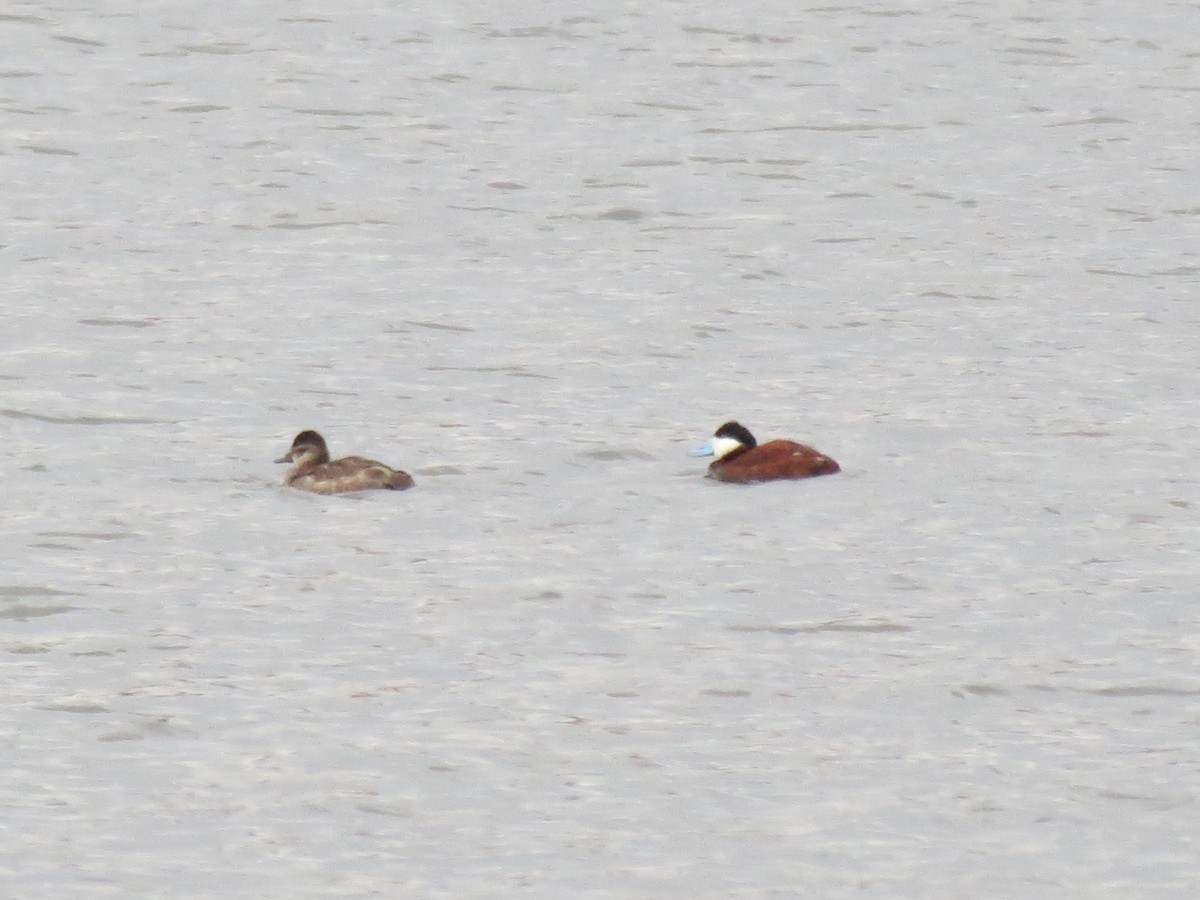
[710,435,744,460]
[293,447,321,467]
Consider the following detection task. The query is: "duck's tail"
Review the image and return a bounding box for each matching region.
[387,470,415,490]
[813,456,840,476]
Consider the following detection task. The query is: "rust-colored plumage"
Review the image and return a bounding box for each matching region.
[275,430,414,494]
[693,421,839,484]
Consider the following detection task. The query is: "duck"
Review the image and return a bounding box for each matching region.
[275,430,414,494]
[689,420,840,484]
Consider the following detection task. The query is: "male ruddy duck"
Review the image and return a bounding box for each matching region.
[275,430,414,494]
[690,421,840,484]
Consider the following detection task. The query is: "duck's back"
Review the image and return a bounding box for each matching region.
[291,456,414,493]
[710,439,839,484]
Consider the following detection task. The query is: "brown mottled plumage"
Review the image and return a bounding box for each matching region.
[275,430,414,494]
[695,421,839,484]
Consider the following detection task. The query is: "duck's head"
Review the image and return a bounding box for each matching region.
[689,420,757,461]
[275,429,331,466]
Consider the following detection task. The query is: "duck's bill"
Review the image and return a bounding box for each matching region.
[688,441,715,458]
[274,454,293,464]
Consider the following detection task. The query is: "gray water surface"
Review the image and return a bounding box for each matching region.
[2,1,1199,897]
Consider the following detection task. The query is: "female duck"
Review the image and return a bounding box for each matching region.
[690,421,839,484]
[275,430,414,494]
